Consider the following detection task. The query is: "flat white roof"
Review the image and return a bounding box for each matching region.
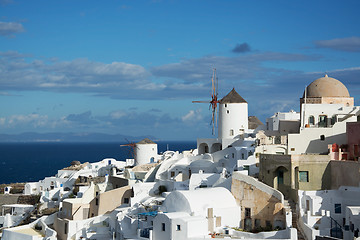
[11,227,44,237]
[2,204,33,208]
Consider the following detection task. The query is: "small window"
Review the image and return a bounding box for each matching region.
[255,219,261,227]
[299,171,309,182]
[245,208,251,218]
[232,153,235,158]
[65,223,68,234]
[176,224,181,231]
[320,135,325,141]
[309,116,315,125]
[266,220,271,228]
[335,204,341,214]
[319,115,327,127]
[241,153,245,159]
[162,223,165,231]
[230,129,234,136]
[331,116,336,125]
[95,198,99,205]
[123,198,129,204]
[291,148,295,151]
[227,110,230,114]
[171,171,175,177]
[225,104,227,108]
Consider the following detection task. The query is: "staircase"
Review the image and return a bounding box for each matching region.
[284,199,306,240]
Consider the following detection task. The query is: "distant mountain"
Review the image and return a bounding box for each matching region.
[0,132,158,143]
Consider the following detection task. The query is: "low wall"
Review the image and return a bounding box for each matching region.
[298,215,319,240]
[232,172,284,203]
[231,227,297,239]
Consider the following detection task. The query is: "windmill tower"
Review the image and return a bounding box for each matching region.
[134,138,158,166]
[218,88,248,139]
[121,138,158,165]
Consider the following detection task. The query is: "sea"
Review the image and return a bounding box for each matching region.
[0,141,197,184]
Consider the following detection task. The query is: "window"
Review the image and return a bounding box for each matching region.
[241,153,245,159]
[319,115,327,127]
[245,208,251,218]
[162,223,165,231]
[65,223,68,234]
[291,148,295,151]
[335,204,341,214]
[320,135,325,141]
[255,219,261,228]
[230,129,234,136]
[232,153,235,158]
[123,198,129,204]
[309,116,315,125]
[331,116,336,125]
[275,136,281,144]
[171,171,175,177]
[299,171,309,182]
[225,104,227,107]
[176,225,181,231]
[95,198,99,206]
[266,221,271,228]
[227,110,230,114]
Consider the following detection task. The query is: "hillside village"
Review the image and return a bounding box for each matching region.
[1,74,360,240]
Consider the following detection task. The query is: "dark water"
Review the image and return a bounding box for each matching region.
[0,141,196,184]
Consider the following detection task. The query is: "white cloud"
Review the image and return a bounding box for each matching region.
[0,21,24,37]
[2,114,49,128]
[182,109,203,122]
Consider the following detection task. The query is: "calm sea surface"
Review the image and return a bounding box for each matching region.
[0,141,196,184]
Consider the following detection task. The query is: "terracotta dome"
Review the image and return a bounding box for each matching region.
[304,75,350,98]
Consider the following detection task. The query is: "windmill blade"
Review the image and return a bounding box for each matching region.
[192,101,210,103]
[191,68,220,136]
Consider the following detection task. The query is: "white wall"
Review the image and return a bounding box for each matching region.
[136,143,158,166]
[288,120,349,154]
[219,102,248,139]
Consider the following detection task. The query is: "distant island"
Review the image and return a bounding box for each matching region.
[0,132,158,143]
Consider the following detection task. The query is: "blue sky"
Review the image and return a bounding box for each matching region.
[1,0,360,140]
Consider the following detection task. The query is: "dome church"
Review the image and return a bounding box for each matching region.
[300,74,354,106]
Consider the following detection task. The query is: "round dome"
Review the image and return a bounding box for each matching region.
[304,75,350,98]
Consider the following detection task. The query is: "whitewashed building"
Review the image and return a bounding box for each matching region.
[152,187,241,240]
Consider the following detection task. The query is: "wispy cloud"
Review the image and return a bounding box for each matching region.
[1,49,359,122]
[314,37,360,52]
[0,0,13,6]
[0,21,24,37]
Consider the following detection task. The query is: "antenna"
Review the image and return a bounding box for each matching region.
[192,68,220,135]
[303,85,307,128]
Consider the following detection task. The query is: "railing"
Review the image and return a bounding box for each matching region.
[72,206,82,219]
[329,216,343,239]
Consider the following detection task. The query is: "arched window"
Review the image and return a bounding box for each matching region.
[308,116,315,125]
[319,115,327,127]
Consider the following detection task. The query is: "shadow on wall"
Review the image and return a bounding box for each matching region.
[305,133,347,154]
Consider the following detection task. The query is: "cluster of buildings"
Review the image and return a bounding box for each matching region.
[1,74,360,240]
